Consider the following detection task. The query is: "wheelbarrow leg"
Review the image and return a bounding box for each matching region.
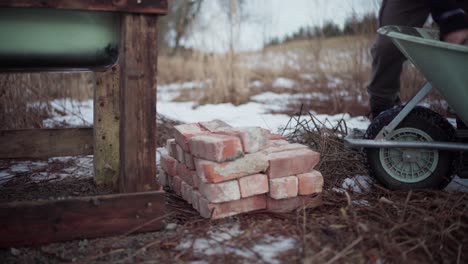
[375,82,433,139]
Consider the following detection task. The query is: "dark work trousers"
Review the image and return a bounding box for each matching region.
[367,0,468,117]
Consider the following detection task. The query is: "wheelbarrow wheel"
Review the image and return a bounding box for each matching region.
[364,106,456,190]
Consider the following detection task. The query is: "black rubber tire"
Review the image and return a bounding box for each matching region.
[364,106,456,190]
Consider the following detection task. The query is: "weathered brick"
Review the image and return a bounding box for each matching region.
[297,170,324,195]
[262,142,308,154]
[191,189,201,211]
[199,180,241,203]
[266,196,302,213]
[267,148,320,179]
[159,171,168,187]
[238,174,269,198]
[176,162,194,186]
[173,176,182,196]
[266,195,321,213]
[189,134,244,162]
[165,139,178,159]
[194,152,268,183]
[199,195,266,219]
[161,154,177,177]
[185,152,195,170]
[176,144,185,163]
[267,132,287,140]
[167,173,174,190]
[269,176,298,200]
[192,170,200,189]
[181,181,193,204]
[215,127,269,153]
[173,123,208,152]
[199,119,231,132]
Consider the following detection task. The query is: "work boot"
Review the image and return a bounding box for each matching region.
[369,95,401,120]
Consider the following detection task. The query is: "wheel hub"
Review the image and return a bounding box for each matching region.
[401,149,423,162]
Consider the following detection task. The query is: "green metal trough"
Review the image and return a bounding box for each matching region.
[379,26,468,125]
[0,8,120,71]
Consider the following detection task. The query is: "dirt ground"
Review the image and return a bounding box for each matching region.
[0,118,467,263]
[0,184,466,264]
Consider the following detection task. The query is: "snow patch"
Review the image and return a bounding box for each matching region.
[272,77,296,89]
[334,175,374,194]
[176,223,296,263]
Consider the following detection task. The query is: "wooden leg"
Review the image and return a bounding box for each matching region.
[119,14,160,193]
[94,66,120,189]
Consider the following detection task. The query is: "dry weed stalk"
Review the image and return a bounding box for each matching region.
[0,72,93,129]
[282,106,367,189]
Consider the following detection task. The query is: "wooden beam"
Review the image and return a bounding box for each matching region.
[0,0,168,15]
[94,66,120,189]
[0,128,93,159]
[0,191,166,248]
[118,14,160,193]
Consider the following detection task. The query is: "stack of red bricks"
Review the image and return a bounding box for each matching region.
[158,120,323,219]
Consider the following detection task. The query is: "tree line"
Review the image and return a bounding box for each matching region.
[266,13,378,46]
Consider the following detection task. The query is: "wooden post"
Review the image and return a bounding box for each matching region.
[94,66,120,189]
[119,14,160,193]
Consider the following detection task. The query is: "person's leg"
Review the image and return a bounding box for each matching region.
[368,0,431,118]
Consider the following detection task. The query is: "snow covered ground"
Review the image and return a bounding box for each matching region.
[1,79,467,262]
[2,80,467,193]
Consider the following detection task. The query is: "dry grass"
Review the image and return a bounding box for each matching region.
[0,72,93,129]
[157,34,429,117]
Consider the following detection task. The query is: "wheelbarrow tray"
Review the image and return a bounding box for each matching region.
[345,26,468,151]
[379,26,468,125]
[0,8,120,71]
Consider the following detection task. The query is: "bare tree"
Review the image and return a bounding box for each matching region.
[158,0,204,54]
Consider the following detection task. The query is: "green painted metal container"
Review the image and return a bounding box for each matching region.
[379,26,468,125]
[0,8,120,71]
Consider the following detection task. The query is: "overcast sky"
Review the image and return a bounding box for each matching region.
[185,0,381,52]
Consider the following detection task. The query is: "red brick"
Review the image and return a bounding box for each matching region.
[176,162,194,186]
[189,134,244,162]
[199,195,266,219]
[194,152,268,183]
[185,152,195,170]
[176,144,185,163]
[215,127,269,153]
[173,176,182,196]
[199,119,231,132]
[199,180,241,203]
[266,196,303,213]
[297,171,324,195]
[181,181,193,204]
[269,176,298,200]
[266,194,322,213]
[267,148,320,179]
[192,171,200,189]
[238,174,269,198]
[267,131,287,140]
[173,123,208,152]
[161,154,177,177]
[262,142,309,154]
[166,139,178,159]
[191,190,201,211]
[159,171,168,187]
[167,173,174,190]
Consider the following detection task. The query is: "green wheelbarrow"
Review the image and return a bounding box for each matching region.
[345,26,468,190]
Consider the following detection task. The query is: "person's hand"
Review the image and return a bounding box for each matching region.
[443,29,468,45]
